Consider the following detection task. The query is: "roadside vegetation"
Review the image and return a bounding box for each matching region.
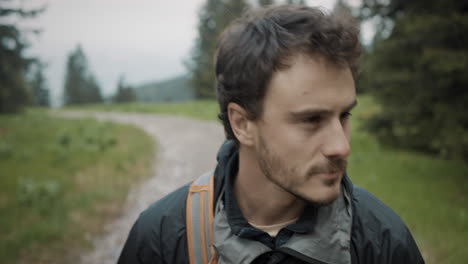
[348,96,468,264]
[81,96,468,264]
[73,100,219,121]
[0,109,154,264]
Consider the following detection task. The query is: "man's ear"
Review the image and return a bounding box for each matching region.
[227,102,255,146]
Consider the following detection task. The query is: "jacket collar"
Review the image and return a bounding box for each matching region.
[213,140,355,260]
[212,140,354,263]
[220,144,318,239]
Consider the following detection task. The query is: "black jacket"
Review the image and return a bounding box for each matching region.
[118,141,424,264]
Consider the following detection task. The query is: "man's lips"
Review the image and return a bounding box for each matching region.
[315,170,343,179]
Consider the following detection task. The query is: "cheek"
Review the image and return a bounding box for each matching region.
[258,121,321,161]
[276,126,310,153]
[259,122,291,144]
[279,128,323,168]
[344,121,352,141]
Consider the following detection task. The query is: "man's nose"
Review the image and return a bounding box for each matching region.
[321,120,351,159]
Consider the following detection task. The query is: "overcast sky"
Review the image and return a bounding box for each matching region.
[19,0,341,106]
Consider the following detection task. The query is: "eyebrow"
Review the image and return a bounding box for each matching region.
[344,99,358,112]
[288,99,358,119]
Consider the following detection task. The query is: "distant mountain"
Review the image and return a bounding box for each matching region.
[135,75,195,102]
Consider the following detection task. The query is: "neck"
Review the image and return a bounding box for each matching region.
[233,146,305,226]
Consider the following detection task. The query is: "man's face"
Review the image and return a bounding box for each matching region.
[252,54,356,206]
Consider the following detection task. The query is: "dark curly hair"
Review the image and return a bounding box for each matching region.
[215,4,361,144]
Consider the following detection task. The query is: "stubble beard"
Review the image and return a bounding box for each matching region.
[256,134,347,207]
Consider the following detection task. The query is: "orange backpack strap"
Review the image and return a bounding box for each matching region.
[186,171,217,264]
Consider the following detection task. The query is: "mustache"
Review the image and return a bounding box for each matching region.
[307,158,348,175]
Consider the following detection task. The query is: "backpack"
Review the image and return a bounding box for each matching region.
[186,171,218,264]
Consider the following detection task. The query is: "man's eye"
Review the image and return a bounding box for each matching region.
[304,116,322,124]
[340,112,352,120]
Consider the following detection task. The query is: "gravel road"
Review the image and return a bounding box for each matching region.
[58,111,225,264]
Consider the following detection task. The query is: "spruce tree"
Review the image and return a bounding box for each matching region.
[359,0,468,159]
[188,0,249,99]
[63,45,103,105]
[113,75,136,103]
[0,3,43,113]
[28,62,49,107]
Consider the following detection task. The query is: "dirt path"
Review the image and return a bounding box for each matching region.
[58,111,225,264]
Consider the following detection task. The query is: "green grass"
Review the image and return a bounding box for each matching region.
[0,109,154,264]
[72,100,219,121]
[80,97,468,264]
[349,96,468,263]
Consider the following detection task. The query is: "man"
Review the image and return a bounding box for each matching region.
[118,4,424,264]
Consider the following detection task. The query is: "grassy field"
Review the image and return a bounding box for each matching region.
[80,96,468,264]
[349,96,468,263]
[0,109,154,264]
[76,100,219,120]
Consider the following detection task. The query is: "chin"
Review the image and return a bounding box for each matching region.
[314,189,341,206]
[297,180,341,206]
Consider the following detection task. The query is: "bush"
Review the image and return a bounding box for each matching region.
[360,10,468,160]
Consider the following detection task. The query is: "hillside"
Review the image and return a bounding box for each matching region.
[135,75,194,102]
